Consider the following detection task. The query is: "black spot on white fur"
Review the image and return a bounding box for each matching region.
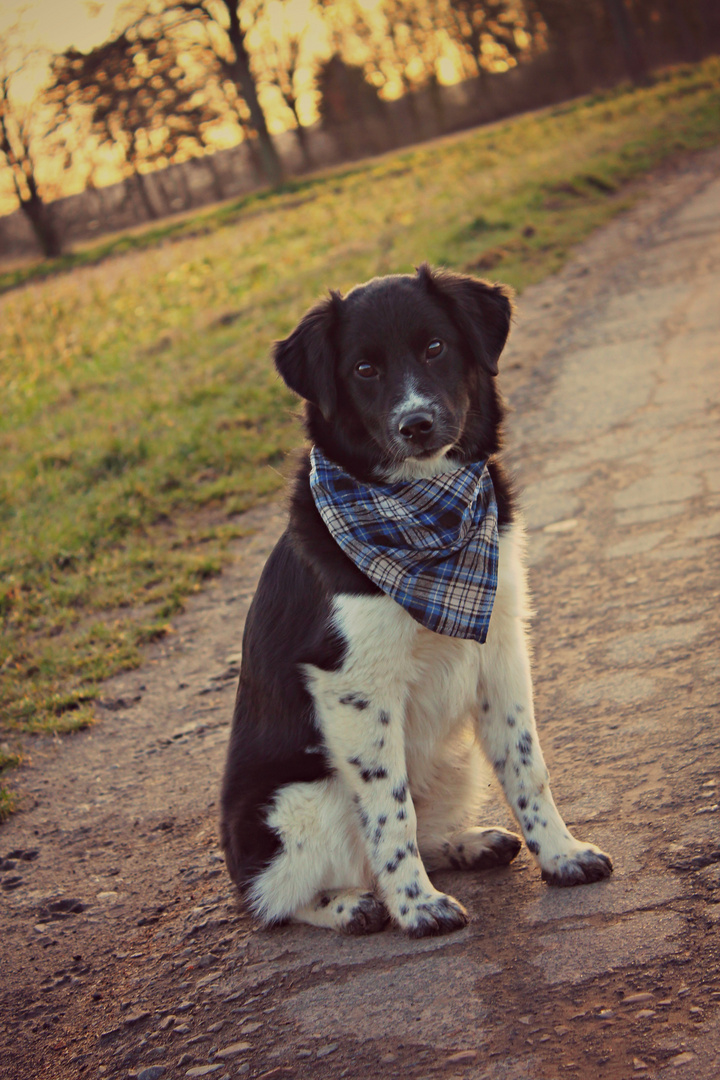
[348,757,388,783]
[385,848,407,873]
[517,732,533,757]
[340,693,369,710]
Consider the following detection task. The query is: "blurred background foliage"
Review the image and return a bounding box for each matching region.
[1,0,719,258]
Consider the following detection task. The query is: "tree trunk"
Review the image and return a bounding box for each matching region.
[401,77,420,138]
[20,192,62,258]
[664,0,701,62]
[287,100,314,171]
[176,164,193,210]
[242,132,266,184]
[602,0,648,85]
[427,74,445,137]
[223,1,284,188]
[203,154,226,202]
[375,95,398,151]
[133,169,160,220]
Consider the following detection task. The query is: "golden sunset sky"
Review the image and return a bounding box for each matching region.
[1,1,124,97]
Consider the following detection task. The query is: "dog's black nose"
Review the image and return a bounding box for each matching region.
[398,411,435,442]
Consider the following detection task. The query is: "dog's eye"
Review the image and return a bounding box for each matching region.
[354,361,379,379]
[426,339,444,360]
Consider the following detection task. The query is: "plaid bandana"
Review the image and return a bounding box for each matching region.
[309,446,499,643]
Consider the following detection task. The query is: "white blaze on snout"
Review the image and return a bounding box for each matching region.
[390,378,435,433]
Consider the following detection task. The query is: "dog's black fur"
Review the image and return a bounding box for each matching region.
[221,264,515,904]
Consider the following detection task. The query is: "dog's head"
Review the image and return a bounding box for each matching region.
[274,264,513,480]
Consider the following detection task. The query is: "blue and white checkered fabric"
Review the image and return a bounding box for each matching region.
[309,446,499,643]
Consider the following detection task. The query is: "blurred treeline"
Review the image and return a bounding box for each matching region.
[1,0,718,260]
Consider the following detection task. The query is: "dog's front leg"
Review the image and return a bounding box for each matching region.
[476,548,613,885]
[305,596,468,937]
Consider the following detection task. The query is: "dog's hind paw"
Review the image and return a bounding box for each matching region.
[541,844,613,887]
[293,888,389,934]
[342,892,390,935]
[431,826,522,871]
[399,891,469,938]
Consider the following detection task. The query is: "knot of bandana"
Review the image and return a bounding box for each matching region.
[309,446,499,642]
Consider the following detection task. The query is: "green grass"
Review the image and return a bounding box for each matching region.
[1,58,719,749]
[0,748,22,821]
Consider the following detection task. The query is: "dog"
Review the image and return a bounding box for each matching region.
[221,264,612,937]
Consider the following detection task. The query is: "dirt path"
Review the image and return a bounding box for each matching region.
[2,148,720,1080]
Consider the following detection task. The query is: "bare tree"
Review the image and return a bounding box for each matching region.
[327,0,445,135]
[434,0,530,80]
[601,0,647,83]
[253,0,318,170]
[528,0,612,91]
[150,0,285,187]
[315,53,388,157]
[48,30,226,220]
[0,44,64,257]
[367,0,439,97]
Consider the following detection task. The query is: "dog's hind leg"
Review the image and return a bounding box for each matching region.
[475,526,613,887]
[246,775,390,931]
[248,772,387,933]
[246,775,381,929]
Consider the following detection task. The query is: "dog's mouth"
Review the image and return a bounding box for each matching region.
[414,444,453,460]
[379,441,460,482]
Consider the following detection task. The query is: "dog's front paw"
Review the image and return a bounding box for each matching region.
[397,890,469,938]
[540,843,613,887]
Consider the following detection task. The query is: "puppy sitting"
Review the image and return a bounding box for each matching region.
[221,264,612,937]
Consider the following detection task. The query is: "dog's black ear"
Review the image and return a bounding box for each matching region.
[417,263,514,376]
[273,292,342,419]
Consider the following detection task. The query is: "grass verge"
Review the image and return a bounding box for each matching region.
[0,749,22,822]
[1,58,719,747]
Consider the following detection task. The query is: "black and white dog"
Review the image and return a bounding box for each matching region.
[221,264,612,937]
